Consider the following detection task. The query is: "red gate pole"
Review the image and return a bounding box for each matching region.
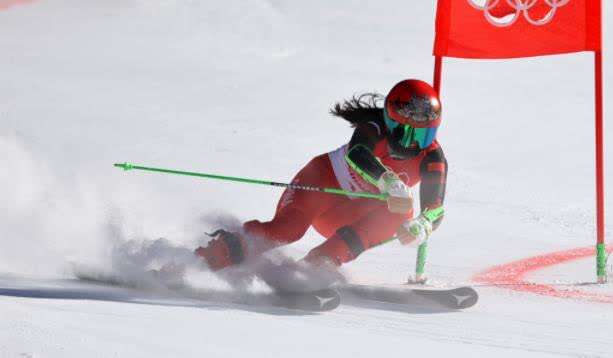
[595,50,607,284]
[433,56,443,93]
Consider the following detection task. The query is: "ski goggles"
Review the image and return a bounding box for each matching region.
[384,110,438,149]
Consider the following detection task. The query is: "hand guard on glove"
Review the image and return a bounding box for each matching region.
[377,171,413,214]
[396,213,433,246]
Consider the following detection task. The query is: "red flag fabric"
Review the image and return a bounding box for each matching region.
[434,0,601,59]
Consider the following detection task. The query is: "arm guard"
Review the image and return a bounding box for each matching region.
[345,144,387,186]
[419,146,447,229]
[345,122,387,186]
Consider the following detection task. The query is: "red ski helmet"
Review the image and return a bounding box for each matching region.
[384,79,442,149]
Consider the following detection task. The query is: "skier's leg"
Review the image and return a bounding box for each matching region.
[243,153,345,246]
[305,204,412,266]
[196,154,345,270]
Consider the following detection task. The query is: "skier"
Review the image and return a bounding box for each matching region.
[195,79,447,271]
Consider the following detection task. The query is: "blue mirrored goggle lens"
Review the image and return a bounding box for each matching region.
[384,110,437,149]
[412,126,437,149]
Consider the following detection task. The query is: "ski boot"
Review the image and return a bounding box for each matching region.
[195,229,248,271]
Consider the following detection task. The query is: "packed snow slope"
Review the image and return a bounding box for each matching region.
[1,0,613,357]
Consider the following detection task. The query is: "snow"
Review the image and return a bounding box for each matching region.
[1,0,613,357]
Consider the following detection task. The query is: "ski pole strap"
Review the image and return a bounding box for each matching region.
[114,162,388,201]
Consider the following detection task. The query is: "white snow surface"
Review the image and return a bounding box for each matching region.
[1,1,613,357]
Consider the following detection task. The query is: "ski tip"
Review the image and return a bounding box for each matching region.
[443,286,479,309]
[340,283,478,310]
[412,286,479,310]
[114,162,134,171]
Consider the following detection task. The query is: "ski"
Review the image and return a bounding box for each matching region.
[339,283,478,310]
[74,269,340,312]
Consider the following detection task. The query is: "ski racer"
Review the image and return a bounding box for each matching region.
[195,79,447,270]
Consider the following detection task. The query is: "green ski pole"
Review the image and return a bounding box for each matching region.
[412,207,443,284]
[414,242,428,283]
[371,207,445,248]
[370,207,443,284]
[113,162,388,201]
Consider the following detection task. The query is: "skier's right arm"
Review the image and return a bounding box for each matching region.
[345,122,412,214]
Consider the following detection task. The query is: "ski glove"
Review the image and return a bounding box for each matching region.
[377,171,413,214]
[397,214,433,246]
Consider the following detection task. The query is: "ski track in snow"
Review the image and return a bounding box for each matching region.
[1,0,613,357]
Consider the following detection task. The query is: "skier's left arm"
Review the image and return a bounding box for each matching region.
[419,146,447,229]
[397,146,448,245]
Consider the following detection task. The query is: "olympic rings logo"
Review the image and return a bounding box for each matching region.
[467,0,571,27]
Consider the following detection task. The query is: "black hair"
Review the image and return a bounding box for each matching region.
[330,93,385,126]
